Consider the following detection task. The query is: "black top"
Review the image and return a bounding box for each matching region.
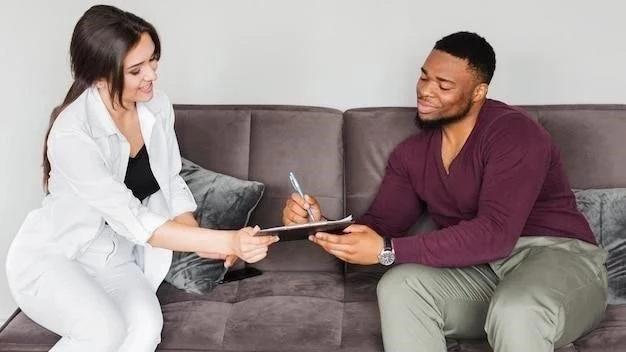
[124,145,160,201]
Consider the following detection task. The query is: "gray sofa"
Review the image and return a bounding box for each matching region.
[1,104,625,351]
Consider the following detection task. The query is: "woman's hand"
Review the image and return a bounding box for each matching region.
[232,226,278,263]
[195,251,239,268]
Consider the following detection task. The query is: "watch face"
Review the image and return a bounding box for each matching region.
[379,251,395,266]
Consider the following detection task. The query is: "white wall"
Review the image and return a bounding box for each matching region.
[1,0,624,321]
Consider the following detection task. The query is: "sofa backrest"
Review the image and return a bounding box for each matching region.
[174,103,626,275]
[520,105,626,189]
[343,108,419,220]
[174,105,345,273]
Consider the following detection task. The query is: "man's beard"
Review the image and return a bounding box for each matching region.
[416,99,473,130]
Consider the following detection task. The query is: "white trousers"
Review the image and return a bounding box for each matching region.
[7,228,163,352]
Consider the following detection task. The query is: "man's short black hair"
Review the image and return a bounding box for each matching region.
[434,31,496,84]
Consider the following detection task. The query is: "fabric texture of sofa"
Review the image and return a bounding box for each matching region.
[1,104,625,352]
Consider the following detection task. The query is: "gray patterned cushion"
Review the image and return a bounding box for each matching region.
[164,158,265,294]
[574,188,626,304]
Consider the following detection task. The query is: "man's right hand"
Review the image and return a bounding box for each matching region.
[282,193,323,225]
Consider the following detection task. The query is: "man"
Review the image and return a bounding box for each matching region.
[282,31,607,352]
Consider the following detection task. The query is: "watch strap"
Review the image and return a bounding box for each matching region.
[384,237,393,251]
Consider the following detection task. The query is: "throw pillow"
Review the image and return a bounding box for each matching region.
[573,188,626,304]
[164,157,265,294]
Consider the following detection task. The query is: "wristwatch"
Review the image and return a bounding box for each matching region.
[377,237,395,266]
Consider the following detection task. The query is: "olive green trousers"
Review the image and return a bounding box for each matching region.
[377,237,608,352]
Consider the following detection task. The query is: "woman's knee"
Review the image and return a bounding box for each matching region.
[73,308,128,351]
[136,311,163,343]
[126,301,164,343]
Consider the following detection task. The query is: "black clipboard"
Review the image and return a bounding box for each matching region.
[257,216,354,241]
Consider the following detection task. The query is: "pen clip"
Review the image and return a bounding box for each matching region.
[289,172,304,197]
[289,171,315,222]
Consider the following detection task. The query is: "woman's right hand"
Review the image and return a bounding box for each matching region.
[282,193,322,225]
[232,226,278,263]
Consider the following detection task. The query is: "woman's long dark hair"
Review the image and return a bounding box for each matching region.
[43,5,161,191]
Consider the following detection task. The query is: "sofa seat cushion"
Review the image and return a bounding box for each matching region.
[4,302,622,352]
[0,311,58,350]
[160,300,233,348]
[222,296,343,350]
[344,271,382,302]
[158,271,344,305]
[567,304,626,351]
[2,268,622,352]
[158,271,381,351]
[0,271,385,352]
[234,271,343,302]
[445,305,626,352]
[340,301,383,352]
[158,300,383,352]
[158,272,382,351]
[159,271,348,351]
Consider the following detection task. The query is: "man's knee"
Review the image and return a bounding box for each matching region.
[377,264,440,300]
[485,290,556,337]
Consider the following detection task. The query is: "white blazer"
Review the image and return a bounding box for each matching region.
[7,86,197,291]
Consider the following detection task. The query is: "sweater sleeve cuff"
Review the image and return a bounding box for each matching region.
[391,236,422,264]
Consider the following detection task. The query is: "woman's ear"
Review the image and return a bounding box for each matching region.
[472,83,489,102]
[95,79,106,89]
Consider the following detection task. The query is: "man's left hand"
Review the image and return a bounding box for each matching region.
[308,224,384,265]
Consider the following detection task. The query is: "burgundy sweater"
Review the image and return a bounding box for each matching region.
[357,99,596,267]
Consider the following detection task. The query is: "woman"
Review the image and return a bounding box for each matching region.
[5,5,278,352]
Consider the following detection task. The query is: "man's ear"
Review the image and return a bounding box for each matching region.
[472,83,488,102]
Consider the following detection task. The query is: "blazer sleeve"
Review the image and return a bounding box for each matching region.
[47,130,169,245]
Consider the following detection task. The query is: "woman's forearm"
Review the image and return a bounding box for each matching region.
[148,220,235,255]
[173,212,199,227]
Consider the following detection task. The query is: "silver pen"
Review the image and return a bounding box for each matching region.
[289,171,316,222]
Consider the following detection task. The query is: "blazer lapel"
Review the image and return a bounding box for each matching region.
[138,103,171,207]
[85,87,129,181]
